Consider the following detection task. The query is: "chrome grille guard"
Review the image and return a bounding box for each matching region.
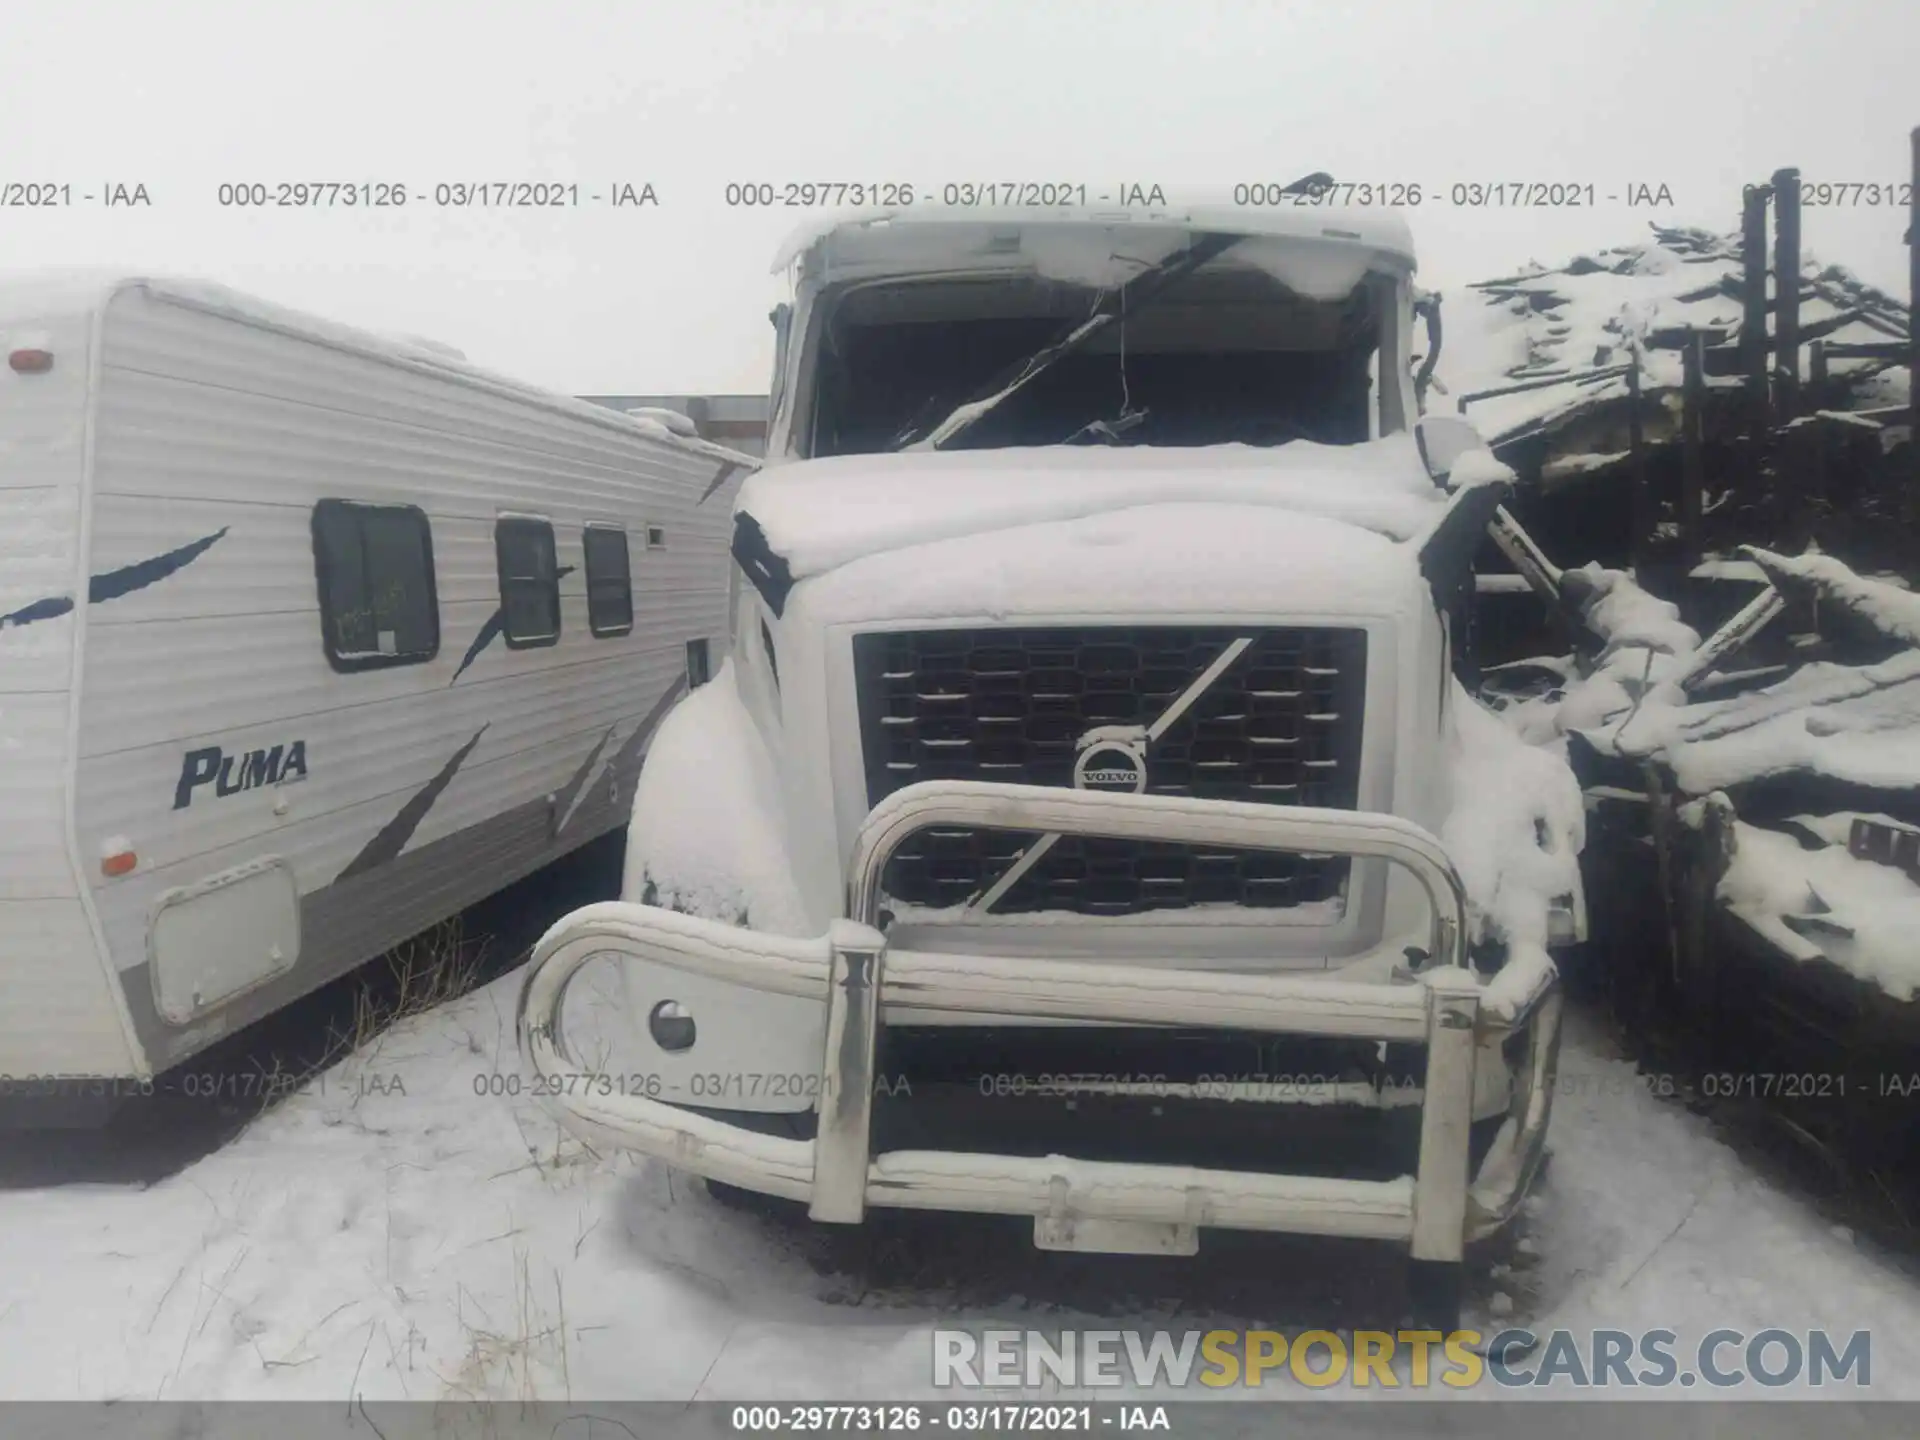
[517,782,1561,1260]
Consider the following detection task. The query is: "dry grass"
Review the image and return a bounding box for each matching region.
[340,918,493,1056]
[215,917,494,1129]
[446,1247,572,1403]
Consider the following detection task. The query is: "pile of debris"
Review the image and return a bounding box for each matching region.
[1436,147,1920,1216]
[1424,223,1909,455]
[1422,222,1914,581]
[1487,540,1920,1208]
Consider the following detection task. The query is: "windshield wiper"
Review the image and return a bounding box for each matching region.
[888,230,1247,452]
[1062,408,1149,445]
[888,173,1336,453]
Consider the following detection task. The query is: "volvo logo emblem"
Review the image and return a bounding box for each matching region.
[1073,733,1148,794]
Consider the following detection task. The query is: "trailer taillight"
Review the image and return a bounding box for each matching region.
[8,349,53,374]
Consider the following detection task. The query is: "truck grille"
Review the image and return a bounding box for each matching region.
[851,626,1368,916]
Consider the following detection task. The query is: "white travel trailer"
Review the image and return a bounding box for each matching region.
[0,274,751,1111]
[517,203,1583,1324]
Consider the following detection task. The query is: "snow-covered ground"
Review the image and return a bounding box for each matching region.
[3,966,1916,1405]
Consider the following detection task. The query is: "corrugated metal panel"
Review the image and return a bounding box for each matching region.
[0,289,136,1075]
[0,691,86,901]
[77,558,715,752]
[0,487,81,693]
[61,283,739,1072]
[0,293,92,692]
[117,794,582,1072]
[76,646,682,882]
[0,307,88,877]
[102,297,718,488]
[0,900,137,1073]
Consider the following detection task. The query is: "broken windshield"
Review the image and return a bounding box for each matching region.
[804,249,1387,458]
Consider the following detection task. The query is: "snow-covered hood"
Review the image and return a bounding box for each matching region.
[793,501,1428,625]
[736,438,1454,584]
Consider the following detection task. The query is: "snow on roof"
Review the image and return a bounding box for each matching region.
[1425,224,1911,449]
[0,269,755,464]
[773,206,1416,296]
[738,437,1453,582]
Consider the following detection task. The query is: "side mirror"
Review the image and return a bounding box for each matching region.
[1414,413,1488,487]
[768,302,792,423]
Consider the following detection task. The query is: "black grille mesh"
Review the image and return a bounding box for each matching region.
[852,626,1367,916]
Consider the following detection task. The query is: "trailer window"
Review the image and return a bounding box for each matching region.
[583,525,633,637]
[310,500,440,671]
[495,517,561,647]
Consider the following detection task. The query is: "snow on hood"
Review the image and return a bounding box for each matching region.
[738,438,1453,583]
[794,500,1422,625]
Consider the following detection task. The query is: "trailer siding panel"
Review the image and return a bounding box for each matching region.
[3,280,742,1078]
[0,288,142,1077]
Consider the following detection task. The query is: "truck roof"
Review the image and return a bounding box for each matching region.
[772,204,1418,287]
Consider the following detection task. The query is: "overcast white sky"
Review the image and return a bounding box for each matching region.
[3,0,1913,396]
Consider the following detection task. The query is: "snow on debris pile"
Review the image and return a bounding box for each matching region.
[1566,568,1920,806]
[1623,650,1920,803]
[1531,563,1704,735]
[1542,546,1920,997]
[1712,809,1920,1002]
[1422,223,1910,449]
[1740,545,1920,655]
[1562,562,1702,662]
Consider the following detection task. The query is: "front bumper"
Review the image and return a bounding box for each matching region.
[517,782,1561,1262]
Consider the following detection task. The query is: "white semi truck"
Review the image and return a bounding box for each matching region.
[517,201,1583,1326]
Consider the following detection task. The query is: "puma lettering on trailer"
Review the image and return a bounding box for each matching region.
[173,742,310,809]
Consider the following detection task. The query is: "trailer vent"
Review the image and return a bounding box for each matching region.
[852,625,1367,916]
